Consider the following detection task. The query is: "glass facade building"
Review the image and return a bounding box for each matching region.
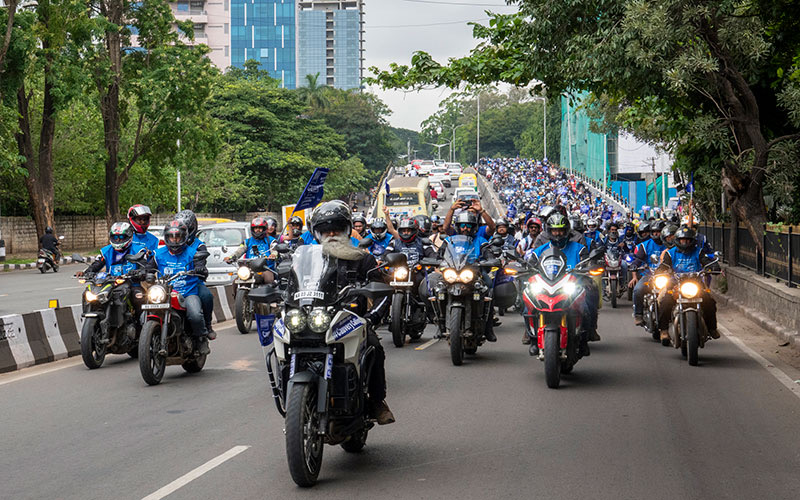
[332,9,360,89]
[231,0,296,88]
[296,10,327,87]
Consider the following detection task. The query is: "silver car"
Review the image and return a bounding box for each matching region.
[197,222,251,286]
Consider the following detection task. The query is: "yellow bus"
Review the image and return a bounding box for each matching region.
[376,177,432,220]
[458,173,478,191]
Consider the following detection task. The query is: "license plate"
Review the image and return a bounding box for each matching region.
[142,303,169,310]
[390,281,413,287]
[677,298,702,304]
[37,259,45,263]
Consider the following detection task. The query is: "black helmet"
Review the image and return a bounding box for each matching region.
[661,223,679,248]
[250,217,268,240]
[109,222,134,251]
[413,215,432,237]
[570,216,585,233]
[163,220,189,254]
[310,200,352,241]
[650,220,666,244]
[288,215,303,228]
[370,218,388,239]
[45,226,53,234]
[397,218,419,243]
[352,212,367,229]
[265,217,278,234]
[674,227,697,252]
[454,211,479,237]
[638,221,651,235]
[173,210,198,244]
[546,214,570,248]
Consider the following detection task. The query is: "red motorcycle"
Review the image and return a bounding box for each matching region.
[521,246,603,388]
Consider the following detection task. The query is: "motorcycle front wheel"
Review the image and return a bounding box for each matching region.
[285,383,324,487]
[544,327,561,389]
[685,311,699,366]
[390,293,405,348]
[139,320,166,386]
[80,317,106,369]
[448,307,464,366]
[235,288,252,334]
[610,279,618,308]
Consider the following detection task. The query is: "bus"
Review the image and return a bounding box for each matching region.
[376,177,432,220]
[458,173,478,191]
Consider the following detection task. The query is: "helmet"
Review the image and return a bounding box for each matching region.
[586,217,599,231]
[310,200,352,241]
[623,222,635,238]
[413,215,432,237]
[250,217,268,240]
[352,213,367,233]
[264,217,278,234]
[173,210,198,243]
[539,206,555,220]
[545,214,570,248]
[453,211,479,237]
[163,220,189,254]
[526,217,542,232]
[45,226,53,234]
[127,204,152,233]
[370,218,388,239]
[661,223,679,248]
[638,221,651,235]
[674,227,697,252]
[288,215,303,228]
[109,222,134,251]
[397,218,419,243]
[430,215,442,228]
[650,220,666,244]
[570,216,585,233]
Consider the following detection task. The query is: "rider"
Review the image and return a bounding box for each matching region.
[224,217,277,277]
[39,226,62,261]
[516,217,542,257]
[656,227,720,342]
[583,218,601,250]
[494,217,517,248]
[352,213,368,239]
[152,220,212,355]
[173,210,216,340]
[360,216,394,258]
[308,201,395,425]
[413,215,433,239]
[264,217,279,240]
[385,218,437,306]
[631,220,667,326]
[532,214,598,355]
[279,216,305,248]
[127,205,159,251]
[636,221,651,244]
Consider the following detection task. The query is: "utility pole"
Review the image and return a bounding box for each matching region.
[407,140,411,164]
[566,99,573,175]
[177,136,182,212]
[543,96,547,161]
[603,133,607,191]
[476,93,481,164]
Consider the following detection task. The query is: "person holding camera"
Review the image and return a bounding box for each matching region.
[442,197,496,239]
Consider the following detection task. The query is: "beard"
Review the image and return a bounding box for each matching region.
[320,232,367,261]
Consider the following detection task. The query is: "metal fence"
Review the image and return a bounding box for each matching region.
[696,222,800,288]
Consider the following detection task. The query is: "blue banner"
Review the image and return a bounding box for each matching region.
[686,172,695,194]
[293,168,329,214]
[255,314,275,347]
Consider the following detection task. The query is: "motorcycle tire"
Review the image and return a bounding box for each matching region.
[138,320,166,386]
[610,280,617,308]
[53,264,59,273]
[391,293,405,348]
[685,311,699,366]
[285,383,324,487]
[80,318,106,369]
[39,266,46,274]
[449,308,464,366]
[544,327,561,389]
[235,288,253,334]
[341,427,368,453]
[182,353,207,373]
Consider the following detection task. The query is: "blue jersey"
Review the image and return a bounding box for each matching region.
[100,242,147,276]
[667,245,704,273]
[154,244,200,297]
[533,241,586,270]
[444,235,488,262]
[133,231,159,252]
[300,230,316,245]
[639,239,667,273]
[243,235,274,258]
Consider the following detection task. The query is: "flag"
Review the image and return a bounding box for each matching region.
[292,168,329,214]
[385,180,390,195]
[686,172,695,194]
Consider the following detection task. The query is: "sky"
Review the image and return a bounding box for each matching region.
[363,0,520,131]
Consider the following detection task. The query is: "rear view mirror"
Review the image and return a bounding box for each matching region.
[384,252,407,267]
[125,250,146,262]
[249,256,268,272]
[274,244,291,254]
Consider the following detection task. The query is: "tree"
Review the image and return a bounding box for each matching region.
[368,0,800,247]
[296,72,331,111]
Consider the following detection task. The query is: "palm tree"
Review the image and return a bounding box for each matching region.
[298,72,330,112]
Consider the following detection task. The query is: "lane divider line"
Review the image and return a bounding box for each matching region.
[718,325,800,402]
[141,445,250,500]
[415,338,440,351]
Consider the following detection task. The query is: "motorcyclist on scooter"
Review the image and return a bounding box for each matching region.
[39,226,62,261]
[656,227,720,342]
[128,205,159,251]
[532,214,599,354]
[173,210,216,340]
[151,220,212,355]
[309,200,395,425]
[631,220,667,326]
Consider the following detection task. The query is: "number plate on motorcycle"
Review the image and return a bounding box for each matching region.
[677,298,702,304]
[37,259,45,263]
[293,290,325,300]
[142,303,169,310]
[390,281,413,286]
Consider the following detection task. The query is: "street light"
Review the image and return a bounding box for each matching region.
[451,124,465,163]
[425,142,451,160]
[531,96,547,161]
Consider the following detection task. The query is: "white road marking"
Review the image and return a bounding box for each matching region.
[0,294,8,297]
[0,358,83,387]
[54,286,81,291]
[141,445,250,500]
[415,338,440,351]
[718,325,800,402]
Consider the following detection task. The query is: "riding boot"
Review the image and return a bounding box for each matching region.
[579,330,590,357]
[484,319,497,342]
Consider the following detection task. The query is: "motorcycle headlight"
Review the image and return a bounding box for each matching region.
[285,309,307,333]
[680,281,700,298]
[237,266,252,281]
[528,280,544,295]
[147,285,168,304]
[562,281,577,296]
[85,290,98,302]
[308,308,332,333]
[653,275,669,290]
[443,268,458,283]
[459,269,474,283]
[394,267,409,281]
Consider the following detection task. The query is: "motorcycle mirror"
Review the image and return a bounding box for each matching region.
[420,237,432,246]
[249,256,268,271]
[480,258,502,269]
[384,252,407,267]
[125,250,146,262]
[71,253,86,263]
[248,285,283,304]
[274,244,291,254]
[420,257,441,266]
[490,235,504,247]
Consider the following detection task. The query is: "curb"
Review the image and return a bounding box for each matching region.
[712,290,800,348]
[0,284,236,374]
[2,255,99,272]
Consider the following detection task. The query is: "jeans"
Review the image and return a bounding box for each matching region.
[185,294,207,337]
[633,277,650,316]
[197,282,213,327]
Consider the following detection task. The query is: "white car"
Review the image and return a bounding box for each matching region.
[429,166,451,187]
[446,162,463,180]
[417,160,435,176]
[430,181,446,201]
[453,187,480,203]
[196,222,251,285]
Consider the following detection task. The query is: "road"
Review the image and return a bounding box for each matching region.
[2,301,800,499]
[0,264,87,315]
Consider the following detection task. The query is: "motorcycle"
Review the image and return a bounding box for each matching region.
[37,235,64,273]
[521,247,603,388]
[137,271,210,385]
[637,255,666,342]
[432,235,499,366]
[247,244,393,487]
[232,254,273,334]
[602,246,626,308]
[77,267,143,369]
[383,252,436,347]
[663,256,722,365]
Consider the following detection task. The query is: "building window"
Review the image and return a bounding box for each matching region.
[224,23,229,34]
[224,0,228,11]
[190,0,204,15]
[177,1,189,12]
[225,45,229,57]
[194,24,206,38]
[260,48,269,58]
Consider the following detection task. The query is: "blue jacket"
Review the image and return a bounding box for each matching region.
[533,241,587,270]
[666,245,704,273]
[638,239,667,273]
[100,242,147,276]
[300,230,316,245]
[243,235,274,258]
[133,231,159,252]
[154,244,200,297]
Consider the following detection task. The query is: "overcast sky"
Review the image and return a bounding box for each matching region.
[364,0,519,131]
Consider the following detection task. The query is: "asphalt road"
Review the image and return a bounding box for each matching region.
[2,299,800,499]
[0,264,87,315]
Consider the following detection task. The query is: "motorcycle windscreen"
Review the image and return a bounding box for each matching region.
[287,245,337,306]
[537,246,567,282]
[443,235,475,269]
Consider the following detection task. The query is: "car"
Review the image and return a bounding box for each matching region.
[147,225,165,247]
[454,187,481,202]
[417,160,435,176]
[430,181,446,201]
[196,222,251,286]
[446,162,463,180]
[429,166,451,187]
[433,159,446,168]
[395,165,409,176]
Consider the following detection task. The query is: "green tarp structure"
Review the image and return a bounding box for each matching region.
[560,91,610,187]
[646,176,669,207]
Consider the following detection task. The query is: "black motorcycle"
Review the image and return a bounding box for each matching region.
[383,252,436,348]
[248,244,393,487]
[233,255,273,334]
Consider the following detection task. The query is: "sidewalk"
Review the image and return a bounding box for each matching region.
[2,254,99,272]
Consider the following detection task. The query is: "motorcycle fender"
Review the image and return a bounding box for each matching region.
[327,310,366,366]
[146,314,163,325]
[286,371,327,414]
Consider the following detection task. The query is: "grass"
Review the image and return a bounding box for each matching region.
[2,258,36,265]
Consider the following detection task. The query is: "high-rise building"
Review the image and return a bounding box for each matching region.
[171,0,231,71]
[230,0,297,88]
[296,1,364,90]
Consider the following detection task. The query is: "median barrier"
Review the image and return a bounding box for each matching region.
[0,283,236,374]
